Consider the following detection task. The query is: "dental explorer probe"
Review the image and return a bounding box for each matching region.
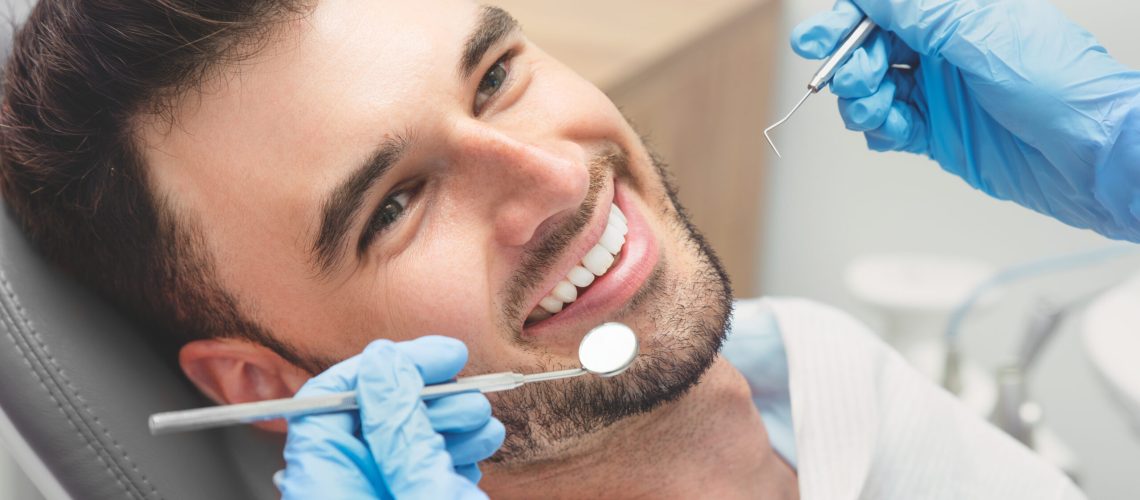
[148,322,638,435]
[764,17,877,158]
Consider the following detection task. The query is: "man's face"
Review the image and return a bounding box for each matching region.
[141,0,730,464]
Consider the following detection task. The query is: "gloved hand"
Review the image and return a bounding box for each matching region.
[791,0,1140,242]
[277,336,505,500]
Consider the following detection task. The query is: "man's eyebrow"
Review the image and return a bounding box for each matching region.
[459,6,521,79]
[311,135,409,276]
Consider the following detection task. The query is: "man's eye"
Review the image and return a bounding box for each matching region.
[474,54,511,114]
[360,191,411,249]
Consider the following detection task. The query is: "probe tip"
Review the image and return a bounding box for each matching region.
[763,128,782,159]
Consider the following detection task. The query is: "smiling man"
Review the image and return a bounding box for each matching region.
[0,0,1086,499]
[138,1,754,486]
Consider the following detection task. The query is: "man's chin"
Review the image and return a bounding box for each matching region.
[487,194,734,466]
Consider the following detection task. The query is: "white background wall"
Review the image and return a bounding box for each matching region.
[761,1,1140,499]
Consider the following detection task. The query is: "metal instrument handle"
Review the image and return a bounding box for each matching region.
[150,369,596,435]
[808,17,877,92]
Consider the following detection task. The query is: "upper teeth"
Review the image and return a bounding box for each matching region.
[527,203,627,323]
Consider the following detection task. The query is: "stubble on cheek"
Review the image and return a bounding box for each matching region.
[485,145,733,466]
[499,157,609,341]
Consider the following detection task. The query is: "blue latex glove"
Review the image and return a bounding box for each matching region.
[791,0,1140,242]
[278,336,505,499]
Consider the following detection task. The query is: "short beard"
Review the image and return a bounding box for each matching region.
[487,147,734,465]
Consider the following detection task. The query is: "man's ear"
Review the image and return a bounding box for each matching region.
[179,338,312,433]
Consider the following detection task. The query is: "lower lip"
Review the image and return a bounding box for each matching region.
[523,184,660,337]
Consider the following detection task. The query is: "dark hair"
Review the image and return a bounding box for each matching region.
[0,0,314,370]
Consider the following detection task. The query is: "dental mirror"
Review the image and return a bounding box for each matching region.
[578,322,638,377]
[149,322,640,435]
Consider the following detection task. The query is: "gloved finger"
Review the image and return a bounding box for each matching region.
[849,0,979,58]
[294,354,361,396]
[282,353,380,499]
[289,354,364,437]
[392,335,468,385]
[830,31,889,99]
[357,341,475,496]
[790,0,864,60]
[889,67,917,105]
[838,76,896,131]
[442,418,507,466]
[864,100,928,153]
[280,421,380,499]
[425,392,493,433]
[454,464,482,485]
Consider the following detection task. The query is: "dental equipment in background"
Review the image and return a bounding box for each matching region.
[764,17,877,158]
[934,248,1140,484]
[149,322,639,435]
[990,290,1112,486]
[941,246,1140,394]
[993,293,1102,443]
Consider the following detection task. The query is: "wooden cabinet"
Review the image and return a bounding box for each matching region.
[490,0,780,296]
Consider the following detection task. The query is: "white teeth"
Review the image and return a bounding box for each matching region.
[539,296,564,314]
[551,280,577,303]
[611,205,627,224]
[599,222,626,254]
[568,266,595,287]
[615,220,628,236]
[526,202,628,324]
[582,245,615,276]
[608,211,628,235]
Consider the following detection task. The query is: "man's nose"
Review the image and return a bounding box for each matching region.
[457,128,589,248]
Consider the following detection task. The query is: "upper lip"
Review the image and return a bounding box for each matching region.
[515,178,615,331]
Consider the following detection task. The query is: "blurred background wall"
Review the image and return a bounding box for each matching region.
[765,1,1140,499]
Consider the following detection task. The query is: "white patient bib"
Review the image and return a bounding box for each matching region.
[763,297,1085,500]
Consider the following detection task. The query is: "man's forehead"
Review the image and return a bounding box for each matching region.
[152,0,485,132]
[143,0,487,176]
[262,0,484,106]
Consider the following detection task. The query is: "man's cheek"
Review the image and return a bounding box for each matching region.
[384,251,494,341]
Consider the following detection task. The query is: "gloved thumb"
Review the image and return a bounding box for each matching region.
[392,335,468,385]
[845,0,980,57]
[356,340,485,498]
[790,0,865,60]
[846,0,1121,114]
[848,0,1083,66]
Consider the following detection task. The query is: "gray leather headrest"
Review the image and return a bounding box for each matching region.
[0,205,282,499]
[0,2,282,497]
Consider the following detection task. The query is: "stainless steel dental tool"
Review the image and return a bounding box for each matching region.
[764,17,877,158]
[148,322,639,435]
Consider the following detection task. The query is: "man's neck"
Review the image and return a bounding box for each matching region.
[482,357,799,499]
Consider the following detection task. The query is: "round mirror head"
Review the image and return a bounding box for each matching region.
[578,322,639,377]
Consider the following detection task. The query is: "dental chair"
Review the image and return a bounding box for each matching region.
[0,1,280,497]
[0,201,283,499]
